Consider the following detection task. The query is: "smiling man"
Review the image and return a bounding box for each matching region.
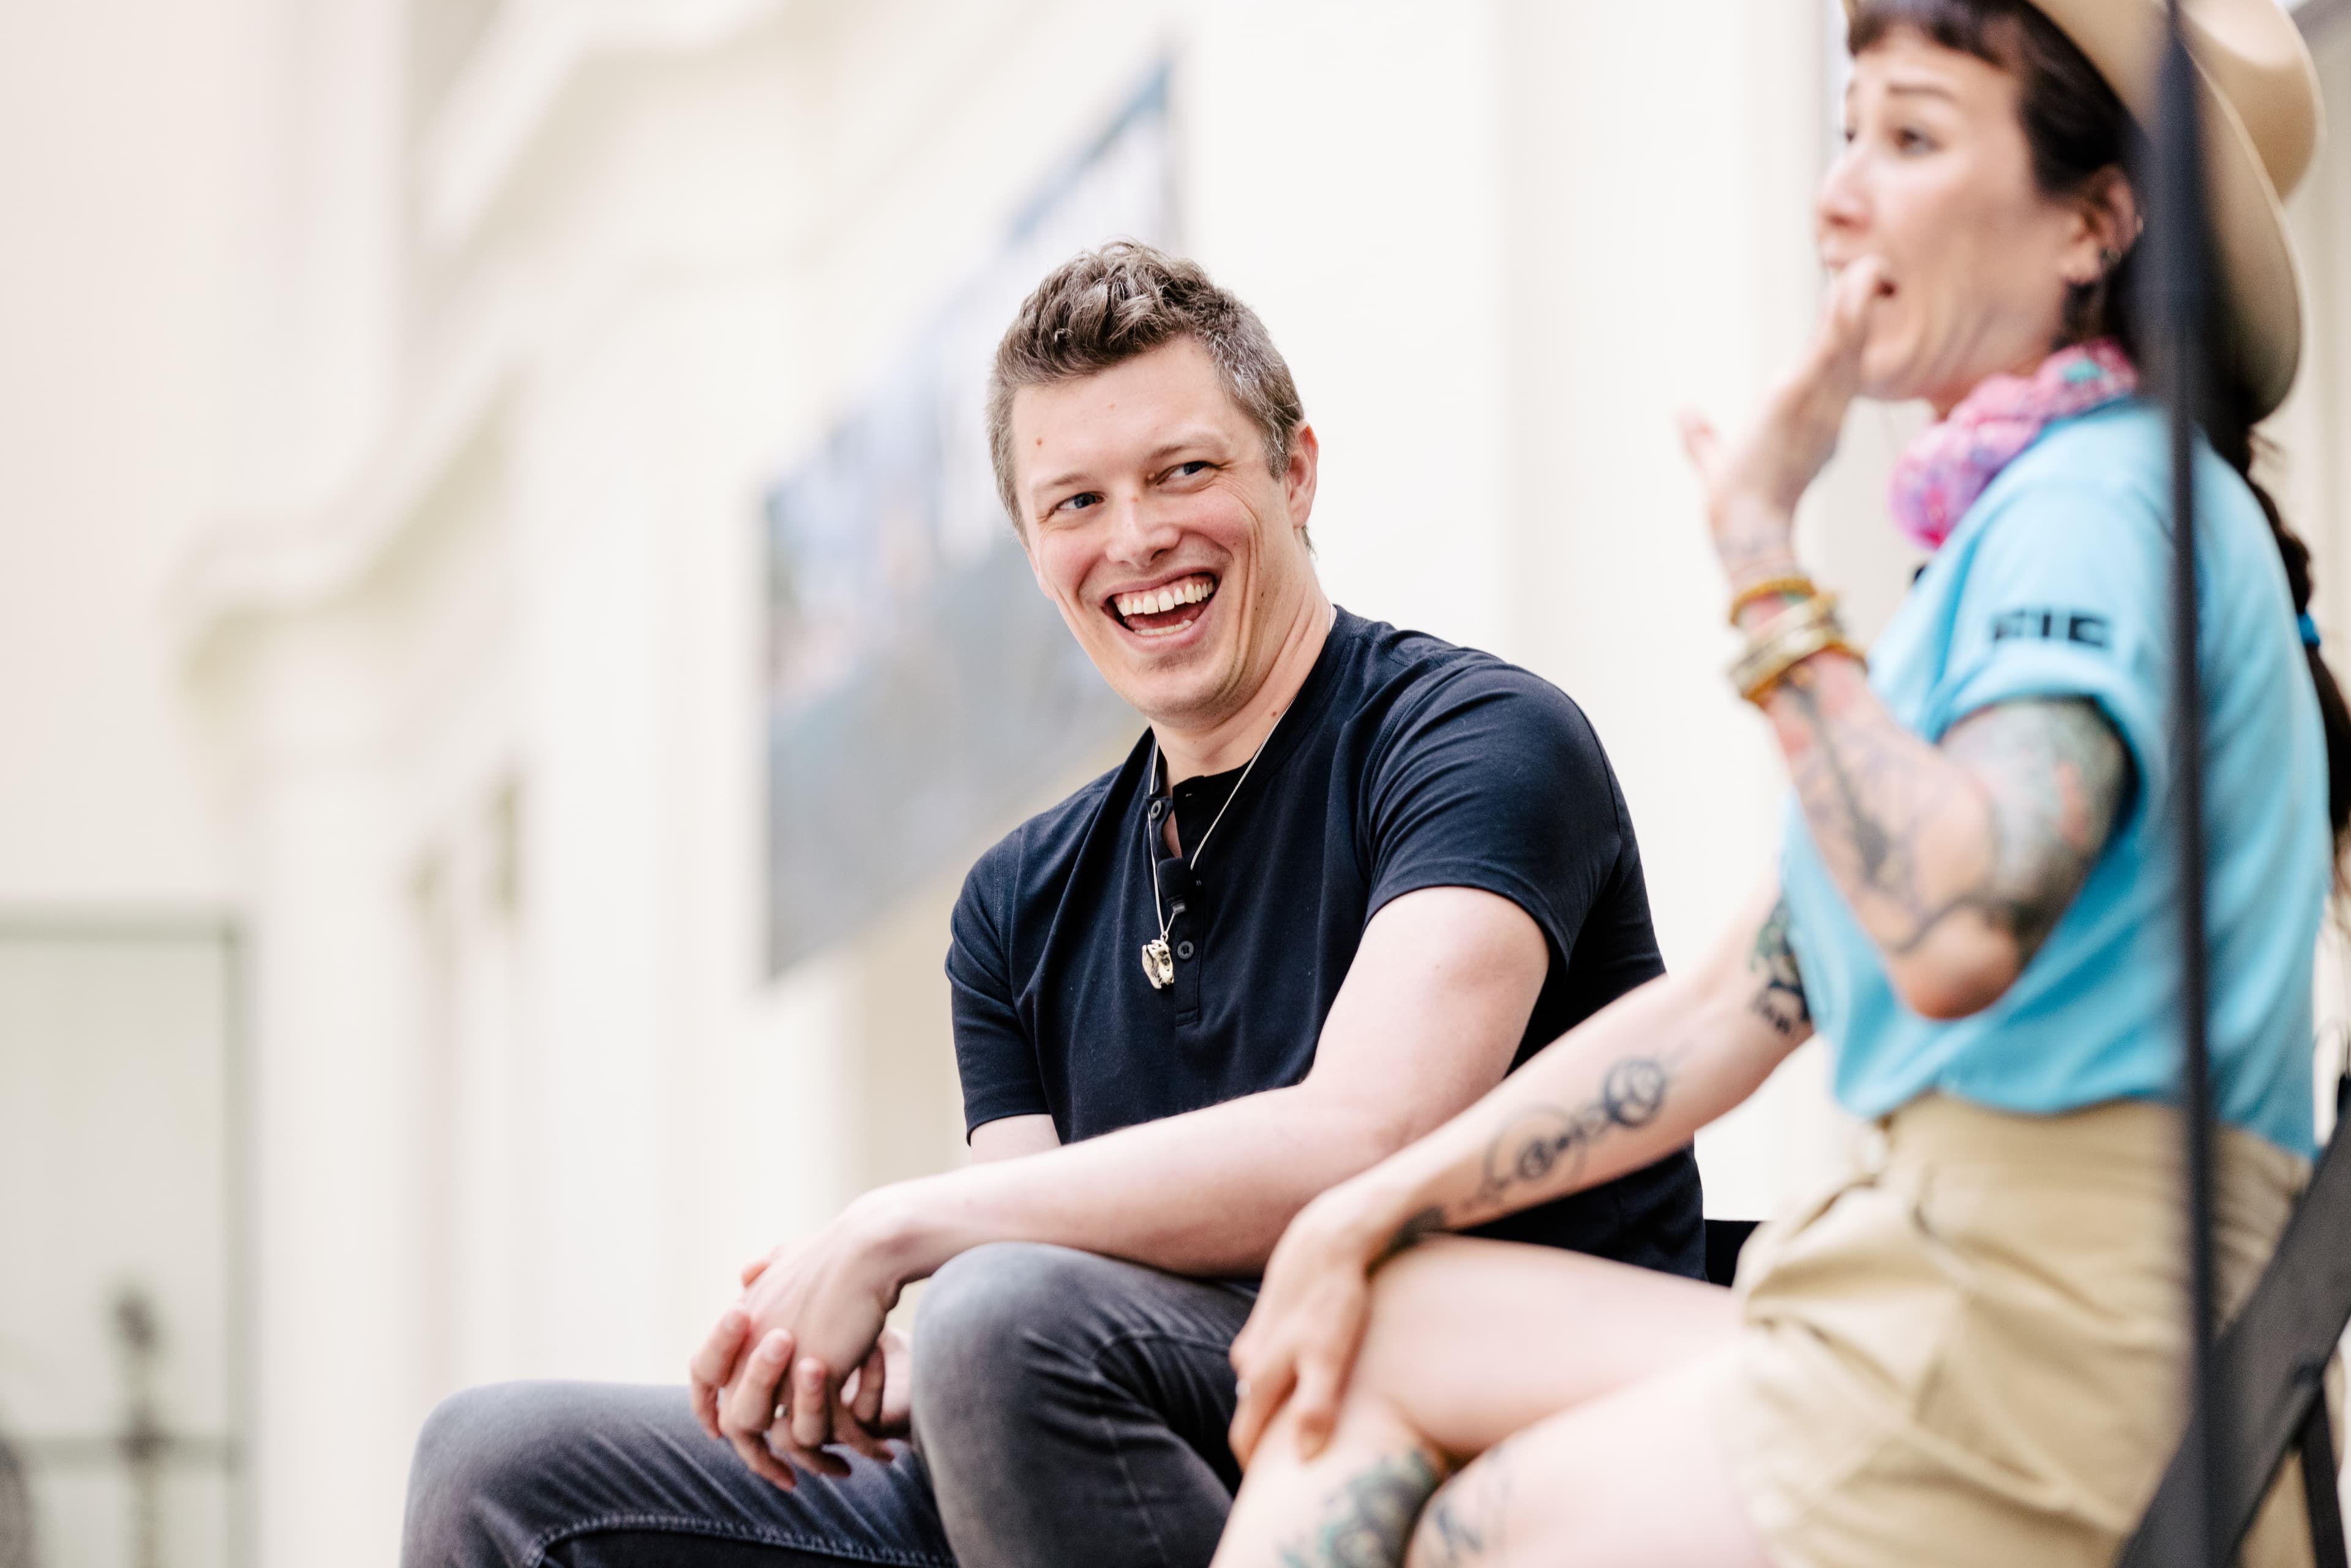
[400,244,1702,1568]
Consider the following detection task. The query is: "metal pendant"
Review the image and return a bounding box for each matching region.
[1141,937,1175,989]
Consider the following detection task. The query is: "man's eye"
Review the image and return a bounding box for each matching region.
[1054,492,1103,516]
[1169,460,1213,480]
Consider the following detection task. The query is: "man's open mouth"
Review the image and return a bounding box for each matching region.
[1107,572,1218,639]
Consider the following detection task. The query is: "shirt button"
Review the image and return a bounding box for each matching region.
[1149,801,1165,820]
[1176,940,1194,960]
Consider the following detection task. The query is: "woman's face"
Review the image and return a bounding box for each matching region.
[1822,28,2117,413]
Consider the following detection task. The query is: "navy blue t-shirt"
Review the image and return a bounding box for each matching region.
[946,608,1704,1275]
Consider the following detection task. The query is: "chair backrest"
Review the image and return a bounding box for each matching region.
[1702,1217,1758,1289]
[2115,1076,2351,1568]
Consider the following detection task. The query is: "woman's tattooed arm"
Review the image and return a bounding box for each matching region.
[1367,892,1815,1254]
[1763,654,2128,1012]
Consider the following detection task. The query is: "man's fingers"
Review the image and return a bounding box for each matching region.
[788,1355,836,1450]
[850,1343,886,1429]
[764,1424,853,1479]
[690,1308,751,1395]
[689,1309,751,1439]
[729,1428,798,1491]
[689,1374,723,1442]
[830,1405,894,1465]
[721,1329,795,1438]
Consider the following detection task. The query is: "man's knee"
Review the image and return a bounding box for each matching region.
[913,1243,1115,1435]
[403,1382,564,1566]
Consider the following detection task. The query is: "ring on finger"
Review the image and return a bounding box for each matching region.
[1234,1376,1250,1401]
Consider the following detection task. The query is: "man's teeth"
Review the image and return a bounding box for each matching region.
[1115,579,1214,619]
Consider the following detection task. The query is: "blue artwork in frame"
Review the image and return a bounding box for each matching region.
[764,68,1175,975]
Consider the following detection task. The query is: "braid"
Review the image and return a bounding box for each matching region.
[2205,411,2351,858]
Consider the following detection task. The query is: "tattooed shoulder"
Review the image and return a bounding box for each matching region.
[1749,898,1811,1038]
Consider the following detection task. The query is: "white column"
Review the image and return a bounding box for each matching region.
[233,617,440,1568]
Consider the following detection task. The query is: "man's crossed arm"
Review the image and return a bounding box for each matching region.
[689,883,1551,1487]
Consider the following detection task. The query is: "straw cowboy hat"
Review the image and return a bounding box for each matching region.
[1843,0,2325,418]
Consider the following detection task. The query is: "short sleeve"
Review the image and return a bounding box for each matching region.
[945,846,1049,1138]
[1362,665,1630,966]
[1937,471,2173,817]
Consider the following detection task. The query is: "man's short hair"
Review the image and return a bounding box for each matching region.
[986,242,1307,533]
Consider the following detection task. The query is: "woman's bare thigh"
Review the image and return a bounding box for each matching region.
[1349,1235,1739,1458]
[1211,1242,1749,1568]
[1404,1352,1771,1568]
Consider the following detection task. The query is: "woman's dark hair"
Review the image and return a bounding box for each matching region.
[1853,0,2351,874]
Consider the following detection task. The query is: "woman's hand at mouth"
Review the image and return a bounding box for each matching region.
[1680,255,1890,591]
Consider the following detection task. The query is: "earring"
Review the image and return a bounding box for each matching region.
[2099,245,2123,272]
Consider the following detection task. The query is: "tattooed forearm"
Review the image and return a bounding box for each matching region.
[1938,697,2130,958]
[1774,661,1966,943]
[1749,898,1812,1038]
[1771,661,2128,970]
[1375,1206,1450,1266]
[1472,1054,1673,1206]
[1277,1447,1447,1568]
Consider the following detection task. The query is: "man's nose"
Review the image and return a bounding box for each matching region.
[1103,492,1179,566]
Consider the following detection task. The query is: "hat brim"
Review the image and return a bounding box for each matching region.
[2200,67,2303,418]
[1839,0,2306,418]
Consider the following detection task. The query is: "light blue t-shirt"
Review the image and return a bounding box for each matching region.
[1779,399,2327,1156]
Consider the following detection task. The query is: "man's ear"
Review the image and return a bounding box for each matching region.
[1284,423,1321,536]
[1018,519,1048,593]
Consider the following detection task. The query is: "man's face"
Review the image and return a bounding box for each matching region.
[1011,337,1319,730]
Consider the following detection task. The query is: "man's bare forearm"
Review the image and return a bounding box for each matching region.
[854,1087,1408,1286]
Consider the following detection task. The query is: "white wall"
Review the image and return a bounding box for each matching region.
[0,0,269,906]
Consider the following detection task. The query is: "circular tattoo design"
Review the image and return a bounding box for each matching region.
[1600,1057,1669,1129]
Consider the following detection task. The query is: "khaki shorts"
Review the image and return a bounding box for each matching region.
[1715,1093,2333,1568]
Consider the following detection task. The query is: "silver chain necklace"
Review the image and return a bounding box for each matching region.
[1140,708,1286,989]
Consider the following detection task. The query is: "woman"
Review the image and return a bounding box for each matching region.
[1208,2,2348,1565]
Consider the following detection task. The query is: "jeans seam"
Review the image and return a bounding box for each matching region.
[525,1512,956,1568]
[1076,1327,1243,1568]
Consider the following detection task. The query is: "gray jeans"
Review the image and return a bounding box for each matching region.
[401,1244,1258,1568]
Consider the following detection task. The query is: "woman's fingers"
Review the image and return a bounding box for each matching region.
[1289,1350,1348,1463]
[1678,410,1721,478]
[1815,256,1889,380]
[740,1248,775,1288]
[1226,1351,1297,1469]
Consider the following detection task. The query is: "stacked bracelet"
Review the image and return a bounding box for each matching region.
[1728,590,1864,705]
[1726,574,1817,627]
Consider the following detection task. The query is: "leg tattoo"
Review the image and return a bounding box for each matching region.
[1409,1441,1513,1568]
[1277,1447,1448,1568]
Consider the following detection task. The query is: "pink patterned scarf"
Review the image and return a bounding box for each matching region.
[1888,339,2139,552]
